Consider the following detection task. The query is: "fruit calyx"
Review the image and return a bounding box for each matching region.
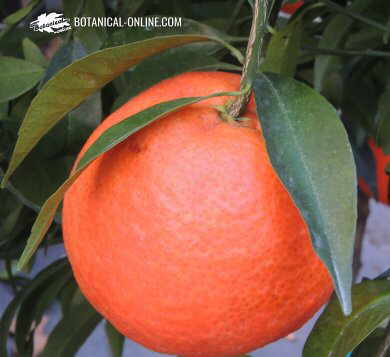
[213,101,251,126]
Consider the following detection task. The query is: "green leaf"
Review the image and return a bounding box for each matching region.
[14,270,73,355]
[0,258,69,357]
[260,19,303,76]
[10,90,36,125]
[3,0,41,25]
[105,321,125,357]
[351,328,388,357]
[112,42,241,110]
[342,58,380,132]
[253,72,357,314]
[0,190,24,242]
[40,297,102,357]
[58,280,79,314]
[16,90,241,270]
[106,17,244,63]
[303,279,390,357]
[11,153,73,207]
[66,92,102,153]
[39,40,101,153]
[0,56,44,103]
[40,40,87,86]
[1,34,213,188]
[74,0,107,53]
[314,0,372,100]
[63,0,84,18]
[376,83,390,154]
[0,291,24,357]
[22,38,48,67]
[345,27,383,50]
[40,299,102,357]
[0,166,44,216]
[0,101,8,115]
[0,29,50,58]
[119,0,147,16]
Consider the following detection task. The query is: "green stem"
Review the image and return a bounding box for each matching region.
[316,0,390,34]
[303,46,390,58]
[228,0,275,117]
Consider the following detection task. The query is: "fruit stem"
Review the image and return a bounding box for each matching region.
[228,0,275,118]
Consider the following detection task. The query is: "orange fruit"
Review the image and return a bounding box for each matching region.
[359,138,390,204]
[63,71,333,357]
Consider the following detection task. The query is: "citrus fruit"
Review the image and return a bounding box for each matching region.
[359,138,390,204]
[62,71,333,357]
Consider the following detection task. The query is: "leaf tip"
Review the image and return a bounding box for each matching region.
[335,283,352,316]
[16,249,32,273]
[16,259,26,272]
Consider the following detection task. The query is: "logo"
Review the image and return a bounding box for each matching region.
[30,13,71,33]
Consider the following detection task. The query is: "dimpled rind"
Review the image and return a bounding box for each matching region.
[62,71,333,357]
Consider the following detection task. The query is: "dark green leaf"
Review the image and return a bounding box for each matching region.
[10,90,36,125]
[0,291,24,357]
[0,167,44,215]
[16,90,241,270]
[112,42,241,110]
[22,38,48,67]
[0,29,50,58]
[3,0,41,25]
[119,0,147,16]
[0,190,24,242]
[0,56,44,103]
[106,17,244,63]
[253,72,357,314]
[74,0,107,53]
[260,19,303,76]
[40,40,87,86]
[342,58,380,132]
[105,321,124,357]
[40,298,102,357]
[345,27,383,50]
[0,258,69,357]
[63,0,84,18]
[1,34,213,187]
[38,41,100,154]
[11,153,73,208]
[376,83,390,154]
[0,101,8,115]
[314,0,372,100]
[303,279,390,357]
[58,280,79,314]
[351,328,388,357]
[14,270,73,355]
[66,92,102,153]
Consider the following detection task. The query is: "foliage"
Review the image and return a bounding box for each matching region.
[0,0,389,356]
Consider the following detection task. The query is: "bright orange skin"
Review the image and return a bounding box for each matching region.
[359,139,390,204]
[63,72,333,357]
